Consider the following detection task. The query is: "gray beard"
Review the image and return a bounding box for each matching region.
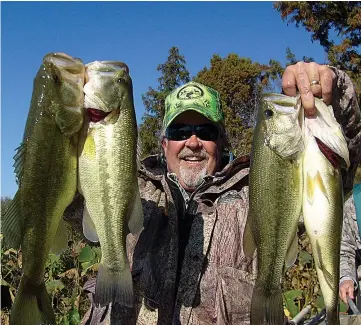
[179,164,207,189]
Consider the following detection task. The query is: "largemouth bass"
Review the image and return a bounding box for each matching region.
[78,61,143,307]
[2,53,85,325]
[302,98,350,325]
[244,93,304,325]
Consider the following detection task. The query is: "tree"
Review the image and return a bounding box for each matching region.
[274,1,361,97]
[139,47,190,157]
[194,54,270,156]
[285,47,314,66]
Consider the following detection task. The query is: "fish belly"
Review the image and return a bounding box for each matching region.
[78,115,138,307]
[303,139,343,325]
[249,130,302,325]
[21,122,78,283]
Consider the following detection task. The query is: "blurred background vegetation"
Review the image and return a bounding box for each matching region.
[1,2,360,323]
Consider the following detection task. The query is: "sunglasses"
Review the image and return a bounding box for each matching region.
[165,123,220,141]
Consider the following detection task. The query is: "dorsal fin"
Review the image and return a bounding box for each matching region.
[13,143,27,184]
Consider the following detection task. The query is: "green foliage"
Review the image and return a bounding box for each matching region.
[139,46,190,157]
[194,53,268,156]
[285,47,314,66]
[78,245,101,273]
[282,229,349,321]
[0,224,99,324]
[282,230,321,319]
[283,289,303,318]
[260,59,284,90]
[138,114,162,157]
[274,1,361,97]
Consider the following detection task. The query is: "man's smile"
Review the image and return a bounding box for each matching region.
[182,156,204,162]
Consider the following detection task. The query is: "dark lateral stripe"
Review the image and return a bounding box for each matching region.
[87,108,109,122]
[315,137,343,169]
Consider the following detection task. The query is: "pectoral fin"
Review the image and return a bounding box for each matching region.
[51,218,69,254]
[127,186,144,234]
[82,133,96,160]
[285,233,299,269]
[2,191,23,249]
[243,214,256,258]
[82,204,99,242]
[306,171,328,205]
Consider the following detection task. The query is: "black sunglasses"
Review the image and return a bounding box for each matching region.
[165,123,220,141]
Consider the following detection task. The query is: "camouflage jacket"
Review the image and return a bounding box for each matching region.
[328,66,361,195]
[80,155,257,325]
[65,67,361,325]
[340,195,361,287]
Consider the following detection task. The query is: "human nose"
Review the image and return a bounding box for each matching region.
[185,134,202,150]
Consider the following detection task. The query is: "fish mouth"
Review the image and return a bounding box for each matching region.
[86,108,120,123]
[44,52,85,86]
[87,108,110,122]
[44,52,84,73]
[85,61,129,74]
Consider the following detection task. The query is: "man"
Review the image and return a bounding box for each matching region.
[64,62,361,325]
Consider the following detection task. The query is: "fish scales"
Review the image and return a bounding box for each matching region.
[302,97,350,325]
[245,94,349,325]
[245,94,304,325]
[79,61,143,308]
[2,52,85,325]
[303,142,343,325]
[81,106,137,263]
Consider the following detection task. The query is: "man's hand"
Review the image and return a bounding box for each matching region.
[339,279,355,304]
[282,62,336,117]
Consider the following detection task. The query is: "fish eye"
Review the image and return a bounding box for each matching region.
[117,78,126,84]
[53,75,61,85]
[264,109,273,119]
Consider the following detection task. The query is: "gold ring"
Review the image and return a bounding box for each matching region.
[310,80,321,86]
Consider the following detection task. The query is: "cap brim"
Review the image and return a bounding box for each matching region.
[164,105,221,129]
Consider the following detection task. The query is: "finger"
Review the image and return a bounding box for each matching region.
[306,62,322,97]
[282,66,298,96]
[295,62,316,116]
[319,66,336,105]
[348,287,355,300]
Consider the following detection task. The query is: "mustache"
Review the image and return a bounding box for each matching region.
[178,148,208,159]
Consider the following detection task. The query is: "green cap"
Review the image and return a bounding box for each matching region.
[163,81,224,130]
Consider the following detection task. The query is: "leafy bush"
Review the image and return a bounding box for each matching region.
[0,227,100,325]
[282,227,348,321]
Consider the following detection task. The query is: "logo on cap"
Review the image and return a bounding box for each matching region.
[177,84,204,100]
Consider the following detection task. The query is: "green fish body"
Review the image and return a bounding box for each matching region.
[2,53,85,325]
[78,61,143,308]
[244,94,304,325]
[302,98,350,325]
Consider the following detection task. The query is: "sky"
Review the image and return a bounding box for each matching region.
[1,1,329,198]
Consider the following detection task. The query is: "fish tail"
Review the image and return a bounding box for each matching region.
[94,262,134,308]
[251,285,284,325]
[10,277,55,325]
